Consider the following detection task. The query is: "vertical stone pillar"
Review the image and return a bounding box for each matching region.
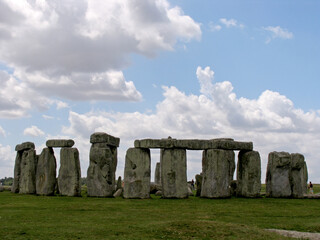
[266,152,291,198]
[237,150,261,197]
[201,149,235,198]
[36,148,57,196]
[195,173,202,197]
[19,149,37,194]
[291,153,307,198]
[161,148,188,199]
[123,148,151,199]
[87,132,120,197]
[155,162,161,185]
[58,147,81,196]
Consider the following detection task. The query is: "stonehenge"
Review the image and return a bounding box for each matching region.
[10,134,309,199]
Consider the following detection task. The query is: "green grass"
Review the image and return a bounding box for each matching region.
[1,191,320,240]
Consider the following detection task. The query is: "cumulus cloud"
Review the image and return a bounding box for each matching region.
[0,144,14,177]
[23,125,45,137]
[263,26,293,43]
[0,126,5,136]
[0,0,201,109]
[219,18,244,29]
[61,66,320,183]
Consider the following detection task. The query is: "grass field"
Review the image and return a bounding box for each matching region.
[0,186,320,240]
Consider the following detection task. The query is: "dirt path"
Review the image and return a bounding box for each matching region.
[266,229,320,239]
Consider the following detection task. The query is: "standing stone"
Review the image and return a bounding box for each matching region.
[291,153,307,198]
[19,149,37,194]
[161,148,188,199]
[201,149,235,198]
[36,148,57,196]
[195,174,202,197]
[87,145,115,197]
[237,150,261,197]
[11,152,22,193]
[123,148,151,199]
[266,152,292,198]
[116,176,122,191]
[58,148,81,197]
[155,162,161,185]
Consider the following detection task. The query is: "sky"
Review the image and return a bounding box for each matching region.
[0,0,319,183]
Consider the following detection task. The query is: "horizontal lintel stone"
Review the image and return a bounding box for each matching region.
[15,142,35,152]
[90,132,120,147]
[134,138,253,151]
[46,139,75,148]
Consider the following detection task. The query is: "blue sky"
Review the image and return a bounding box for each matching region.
[0,0,319,183]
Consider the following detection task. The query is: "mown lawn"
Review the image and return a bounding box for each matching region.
[0,189,319,240]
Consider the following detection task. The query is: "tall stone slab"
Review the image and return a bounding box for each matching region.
[58,148,81,197]
[195,173,202,197]
[19,149,37,194]
[237,150,261,197]
[87,145,115,197]
[123,148,151,199]
[36,148,57,196]
[291,153,307,198]
[266,152,292,198]
[201,149,235,198]
[155,162,161,185]
[11,152,22,193]
[161,148,188,198]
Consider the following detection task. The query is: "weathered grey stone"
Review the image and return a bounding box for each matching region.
[201,149,235,198]
[36,148,57,196]
[19,149,37,194]
[123,148,151,199]
[155,190,162,196]
[150,182,162,194]
[266,152,292,198]
[46,139,74,148]
[15,142,35,152]
[113,188,123,197]
[155,162,161,185]
[134,138,252,151]
[90,132,120,147]
[11,152,22,193]
[236,150,261,198]
[161,148,188,198]
[291,153,307,198]
[87,146,115,197]
[195,174,202,197]
[58,148,81,197]
[116,176,122,191]
[188,187,194,196]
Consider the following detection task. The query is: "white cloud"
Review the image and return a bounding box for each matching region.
[55,100,69,110]
[42,114,54,120]
[61,66,320,183]
[0,0,201,108]
[208,22,222,32]
[0,126,5,136]
[220,18,237,28]
[0,144,14,177]
[23,125,45,137]
[263,26,293,43]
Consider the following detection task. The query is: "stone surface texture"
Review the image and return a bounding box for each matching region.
[236,150,261,197]
[46,139,74,148]
[58,148,81,196]
[123,148,151,199]
[15,142,35,152]
[161,148,188,198]
[19,149,37,194]
[90,132,120,147]
[155,162,161,185]
[201,149,235,198]
[87,146,115,197]
[266,152,292,198]
[11,152,22,193]
[291,153,308,198]
[195,174,202,197]
[36,148,57,195]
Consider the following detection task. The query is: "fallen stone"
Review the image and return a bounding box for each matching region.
[155,190,162,196]
[201,149,235,198]
[15,142,35,152]
[36,148,57,196]
[154,162,161,185]
[195,173,202,197]
[236,150,261,198]
[266,152,292,198]
[87,146,115,197]
[123,148,151,199]
[113,188,123,197]
[19,149,37,194]
[90,132,120,147]
[150,182,161,194]
[291,153,307,198]
[46,139,74,148]
[161,148,188,199]
[58,148,81,197]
